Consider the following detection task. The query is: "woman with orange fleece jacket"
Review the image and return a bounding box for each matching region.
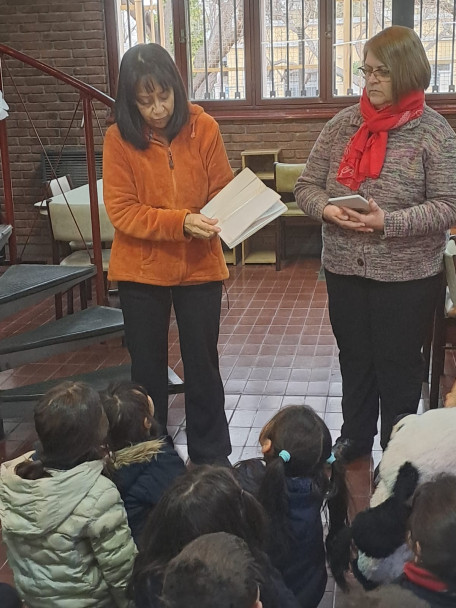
[103,43,232,466]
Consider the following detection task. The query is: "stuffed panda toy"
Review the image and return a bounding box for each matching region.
[330,404,456,589]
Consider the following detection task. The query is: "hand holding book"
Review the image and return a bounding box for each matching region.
[201,168,287,249]
[184,213,221,239]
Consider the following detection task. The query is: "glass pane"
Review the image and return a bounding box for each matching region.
[186,0,246,100]
[416,0,456,93]
[333,0,392,97]
[116,0,174,59]
[260,0,319,99]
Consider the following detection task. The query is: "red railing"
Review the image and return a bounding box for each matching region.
[0,43,114,305]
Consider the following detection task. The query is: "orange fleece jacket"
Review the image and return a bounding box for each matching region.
[103,103,233,286]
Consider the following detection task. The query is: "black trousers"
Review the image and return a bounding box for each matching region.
[325,270,441,449]
[118,280,231,464]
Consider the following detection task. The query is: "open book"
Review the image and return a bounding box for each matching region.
[201,168,287,249]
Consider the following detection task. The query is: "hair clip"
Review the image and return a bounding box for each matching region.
[278,449,291,463]
[326,452,336,465]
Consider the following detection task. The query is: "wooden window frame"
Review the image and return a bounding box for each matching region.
[104,0,456,121]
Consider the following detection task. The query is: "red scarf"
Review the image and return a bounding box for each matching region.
[403,562,448,593]
[336,88,425,191]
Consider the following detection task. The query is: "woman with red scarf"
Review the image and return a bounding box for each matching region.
[295,26,456,462]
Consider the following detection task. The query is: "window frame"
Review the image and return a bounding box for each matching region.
[105,0,456,121]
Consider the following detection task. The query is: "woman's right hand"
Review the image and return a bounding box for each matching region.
[184,213,221,239]
[322,204,373,233]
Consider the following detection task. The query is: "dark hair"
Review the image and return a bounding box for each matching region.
[100,381,159,451]
[15,381,108,480]
[256,405,348,560]
[160,532,262,608]
[115,43,189,149]
[130,466,267,595]
[364,26,431,104]
[409,474,456,589]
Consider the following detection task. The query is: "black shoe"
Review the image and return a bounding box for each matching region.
[187,456,233,469]
[333,437,372,464]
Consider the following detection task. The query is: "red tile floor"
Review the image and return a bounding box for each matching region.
[0,256,451,607]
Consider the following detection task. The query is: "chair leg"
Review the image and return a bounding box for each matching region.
[276,219,282,271]
[54,293,63,320]
[422,322,433,382]
[79,281,88,310]
[66,289,74,315]
[429,286,446,409]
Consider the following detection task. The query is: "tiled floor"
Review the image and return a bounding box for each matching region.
[0,256,450,607]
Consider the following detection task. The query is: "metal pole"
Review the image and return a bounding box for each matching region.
[0,55,17,263]
[82,95,105,305]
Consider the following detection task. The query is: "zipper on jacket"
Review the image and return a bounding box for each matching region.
[168,149,174,169]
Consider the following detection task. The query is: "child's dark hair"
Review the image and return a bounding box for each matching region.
[257,405,348,560]
[130,466,268,595]
[15,381,108,480]
[409,474,456,589]
[160,532,262,608]
[100,380,159,452]
[115,43,189,149]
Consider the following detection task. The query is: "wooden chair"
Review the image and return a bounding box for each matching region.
[273,162,319,270]
[429,239,456,408]
[47,200,114,317]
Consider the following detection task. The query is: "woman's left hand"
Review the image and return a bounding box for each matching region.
[340,198,385,233]
[184,213,221,239]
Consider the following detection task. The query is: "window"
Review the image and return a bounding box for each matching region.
[111,0,456,115]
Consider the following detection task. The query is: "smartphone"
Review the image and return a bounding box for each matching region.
[327,194,370,213]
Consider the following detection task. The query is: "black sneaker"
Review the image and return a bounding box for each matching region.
[332,437,372,464]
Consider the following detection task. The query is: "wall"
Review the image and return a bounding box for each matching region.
[0,0,109,261]
[219,119,327,171]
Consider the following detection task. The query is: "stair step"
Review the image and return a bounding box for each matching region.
[0,306,124,371]
[0,224,12,250]
[0,264,96,322]
[0,365,184,419]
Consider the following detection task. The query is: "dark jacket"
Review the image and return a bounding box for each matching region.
[235,459,327,608]
[133,549,300,608]
[396,572,456,608]
[0,583,22,608]
[111,439,186,545]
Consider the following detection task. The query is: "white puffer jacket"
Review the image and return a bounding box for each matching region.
[0,453,137,607]
[357,408,456,584]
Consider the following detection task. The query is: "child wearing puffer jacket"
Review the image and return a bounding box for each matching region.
[100,381,186,545]
[0,381,137,608]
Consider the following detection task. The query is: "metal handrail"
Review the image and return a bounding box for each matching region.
[0,43,115,305]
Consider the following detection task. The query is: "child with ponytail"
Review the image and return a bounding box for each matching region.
[235,405,348,608]
[0,381,136,608]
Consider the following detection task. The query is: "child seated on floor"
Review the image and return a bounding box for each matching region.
[235,405,348,608]
[100,381,186,545]
[0,381,137,608]
[160,532,263,608]
[129,466,300,608]
[394,473,456,607]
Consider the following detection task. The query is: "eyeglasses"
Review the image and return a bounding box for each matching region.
[358,66,391,81]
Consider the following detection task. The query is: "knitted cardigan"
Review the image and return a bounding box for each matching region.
[295,103,456,282]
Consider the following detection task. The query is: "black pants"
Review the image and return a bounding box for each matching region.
[325,270,441,449]
[118,280,231,464]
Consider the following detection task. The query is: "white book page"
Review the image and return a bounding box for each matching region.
[201,168,266,222]
[225,200,288,248]
[219,188,281,244]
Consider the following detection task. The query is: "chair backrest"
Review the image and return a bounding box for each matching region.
[274,162,306,201]
[47,201,114,244]
[45,175,73,199]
